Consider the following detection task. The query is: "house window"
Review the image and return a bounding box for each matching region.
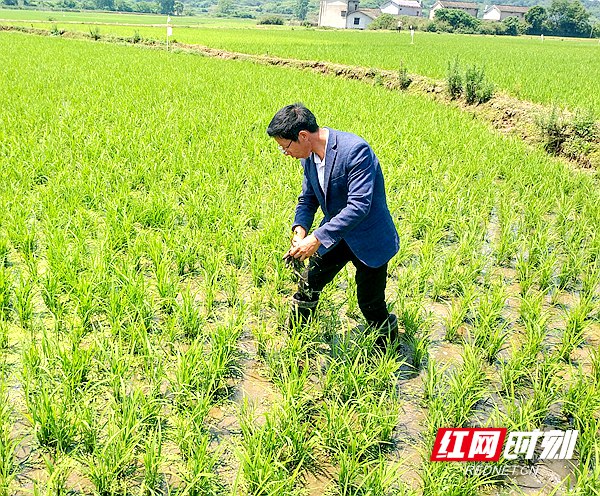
[341,10,346,16]
[354,17,360,25]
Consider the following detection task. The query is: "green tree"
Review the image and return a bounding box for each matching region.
[160,0,174,14]
[367,13,398,30]
[547,0,592,36]
[174,0,184,15]
[217,0,234,16]
[434,8,481,32]
[502,16,520,35]
[295,0,308,20]
[525,5,548,34]
[95,0,115,10]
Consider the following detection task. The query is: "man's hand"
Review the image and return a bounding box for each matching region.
[291,226,306,247]
[288,234,321,261]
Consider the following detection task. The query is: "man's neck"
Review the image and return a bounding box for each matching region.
[311,128,328,161]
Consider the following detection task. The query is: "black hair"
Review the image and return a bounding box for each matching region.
[266,103,319,141]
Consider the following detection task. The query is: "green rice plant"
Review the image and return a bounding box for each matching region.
[154,255,179,314]
[324,342,400,402]
[83,420,140,496]
[469,284,507,362]
[13,276,34,330]
[0,238,8,268]
[537,251,558,293]
[0,319,7,353]
[55,331,94,400]
[444,288,475,342]
[557,295,594,361]
[180,431,222,496]
[223,266,240,307]
[40,272,67,326]
[177,286,205,340]
[557,245,585,291]
[73,276,97,332]
[336,451,403,496]
[516,252,535,296]
[396,298,428,339]
[568,438,600,496]
[422,358,448,403]
[41,454,70,496]
[77,402,100,455]
[531,359,559,412]
[321,393,399,462]
[141,425,163,496]
[445,344,488,427]
[24,381,78,453]
[0,269,11,321]
[495,201,518,266]
[580,261,600,299]
[0,383,19,496]
[562,371,599,435]
[236,401,304,496]
[420,459,496,496]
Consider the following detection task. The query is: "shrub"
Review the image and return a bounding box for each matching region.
[536,106,569,154]
[479,22,506,35]
[50,24,65,36]
[131,30,143,43]
[257,15,284,25]
[447,57,462,100]
[88,27,101,40]
[464,65,494,104]
[368,13,398,30]
[398,61,412,90]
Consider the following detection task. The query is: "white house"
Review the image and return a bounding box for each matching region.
[346,9,382,29]
[319,0,359,28]
[429,1,479,19]
[483,4,529,21]
[318,0,421,29]
[380,0,423,17]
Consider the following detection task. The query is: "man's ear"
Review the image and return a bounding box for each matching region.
[298,130,309,142]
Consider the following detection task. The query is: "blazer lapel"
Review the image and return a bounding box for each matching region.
[323,128,337,203]
[305,154,325,206]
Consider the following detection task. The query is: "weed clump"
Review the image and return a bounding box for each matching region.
[536,106,599,165]
[447,57,462,100]
[447,58,494,104]
[398,61,412,90]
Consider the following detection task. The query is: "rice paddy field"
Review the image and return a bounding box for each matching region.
[1,9,600,114]
[0,21,599,496]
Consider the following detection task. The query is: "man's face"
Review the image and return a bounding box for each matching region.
[274,131,311,159]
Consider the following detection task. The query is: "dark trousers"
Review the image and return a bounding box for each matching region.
[294,240,390,327]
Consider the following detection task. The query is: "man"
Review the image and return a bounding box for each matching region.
[267,103,399,344]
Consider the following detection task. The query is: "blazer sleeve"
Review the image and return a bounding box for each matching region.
[292,165,319,232]
[313,142,375,248]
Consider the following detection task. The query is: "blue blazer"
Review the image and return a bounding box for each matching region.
[293,128,399,268]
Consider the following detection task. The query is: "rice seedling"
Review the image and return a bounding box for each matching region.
[0,383,19,496]
[141,425,163,496]
[443,284,476,342]
[557,294,594,361]
[83,420,140,495]
[0,269,11,321]
[176,286,204,340]
[13,276,34,331]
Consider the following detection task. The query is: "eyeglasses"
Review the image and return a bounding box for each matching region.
[278,139,293,154]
